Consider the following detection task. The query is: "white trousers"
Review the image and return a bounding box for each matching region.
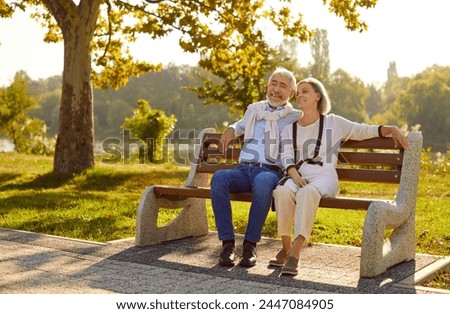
[273,184,321,241]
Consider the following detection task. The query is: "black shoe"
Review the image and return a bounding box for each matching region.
[239,242,257,267]
[218,243,237,266]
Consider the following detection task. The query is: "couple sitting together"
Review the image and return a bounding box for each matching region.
[211,67,408,276]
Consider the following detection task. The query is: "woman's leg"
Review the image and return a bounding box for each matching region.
[281,185,321,275]
[290,185,322,259]
[270,185,295,265]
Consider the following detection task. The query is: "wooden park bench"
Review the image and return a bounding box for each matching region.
[136,128,423,277]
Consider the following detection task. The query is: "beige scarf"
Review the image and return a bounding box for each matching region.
[244,102,293,163]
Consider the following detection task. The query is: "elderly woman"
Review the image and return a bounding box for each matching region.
[271,78,408,275]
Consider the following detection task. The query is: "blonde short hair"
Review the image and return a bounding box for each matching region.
[299,77,331,114]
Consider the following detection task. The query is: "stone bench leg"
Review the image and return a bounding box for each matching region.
[135,186,209,246]
[360,131,422,277]
[360,201,416,277]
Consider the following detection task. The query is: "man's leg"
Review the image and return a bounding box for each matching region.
[239,167,281,267]
[211,166,250,266]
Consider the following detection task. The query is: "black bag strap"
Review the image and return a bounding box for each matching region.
[313,114,325,160]
[293,120,297,160]
[293,114,324,169]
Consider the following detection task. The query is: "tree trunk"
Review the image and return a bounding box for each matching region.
[50,1,100,174]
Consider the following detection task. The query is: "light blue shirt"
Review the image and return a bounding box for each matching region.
[231,100,301,166]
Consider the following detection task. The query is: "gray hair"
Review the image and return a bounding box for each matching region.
[269,67,297,92]
[299,77,331,114]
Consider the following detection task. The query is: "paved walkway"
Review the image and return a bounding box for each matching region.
[1,228,448,294]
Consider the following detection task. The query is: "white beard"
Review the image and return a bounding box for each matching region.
[267,97,285,108]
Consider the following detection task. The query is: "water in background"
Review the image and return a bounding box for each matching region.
[0,139,14,152]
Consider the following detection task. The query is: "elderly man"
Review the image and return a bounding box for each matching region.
[211,67,302,267]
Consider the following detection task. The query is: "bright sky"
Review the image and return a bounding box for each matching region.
[1,0,449,87]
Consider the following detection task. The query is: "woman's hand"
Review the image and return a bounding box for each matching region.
[293,175,308,188]
[288,167,308,188]
[381,126,409,149]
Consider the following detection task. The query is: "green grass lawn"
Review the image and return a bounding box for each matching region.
[1,152,449,256]
[1,151,449,289]
[0,153,189,242]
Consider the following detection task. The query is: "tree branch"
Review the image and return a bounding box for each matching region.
[142,0,166,3]
[115,0,185,34]
[41,0,79,26]
[100,0,113,61]
[59,0,79,19]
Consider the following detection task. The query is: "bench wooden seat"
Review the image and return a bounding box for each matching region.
[136,127,423,278]
[152,186,379,210]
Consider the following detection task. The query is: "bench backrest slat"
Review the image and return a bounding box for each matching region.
[197,133,404,183]
[197,162,237,172]
[340,137,397,149]
[338,151,403,167]
[336,168,401,183]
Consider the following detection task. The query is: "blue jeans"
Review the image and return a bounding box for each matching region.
[211,164,282,243]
